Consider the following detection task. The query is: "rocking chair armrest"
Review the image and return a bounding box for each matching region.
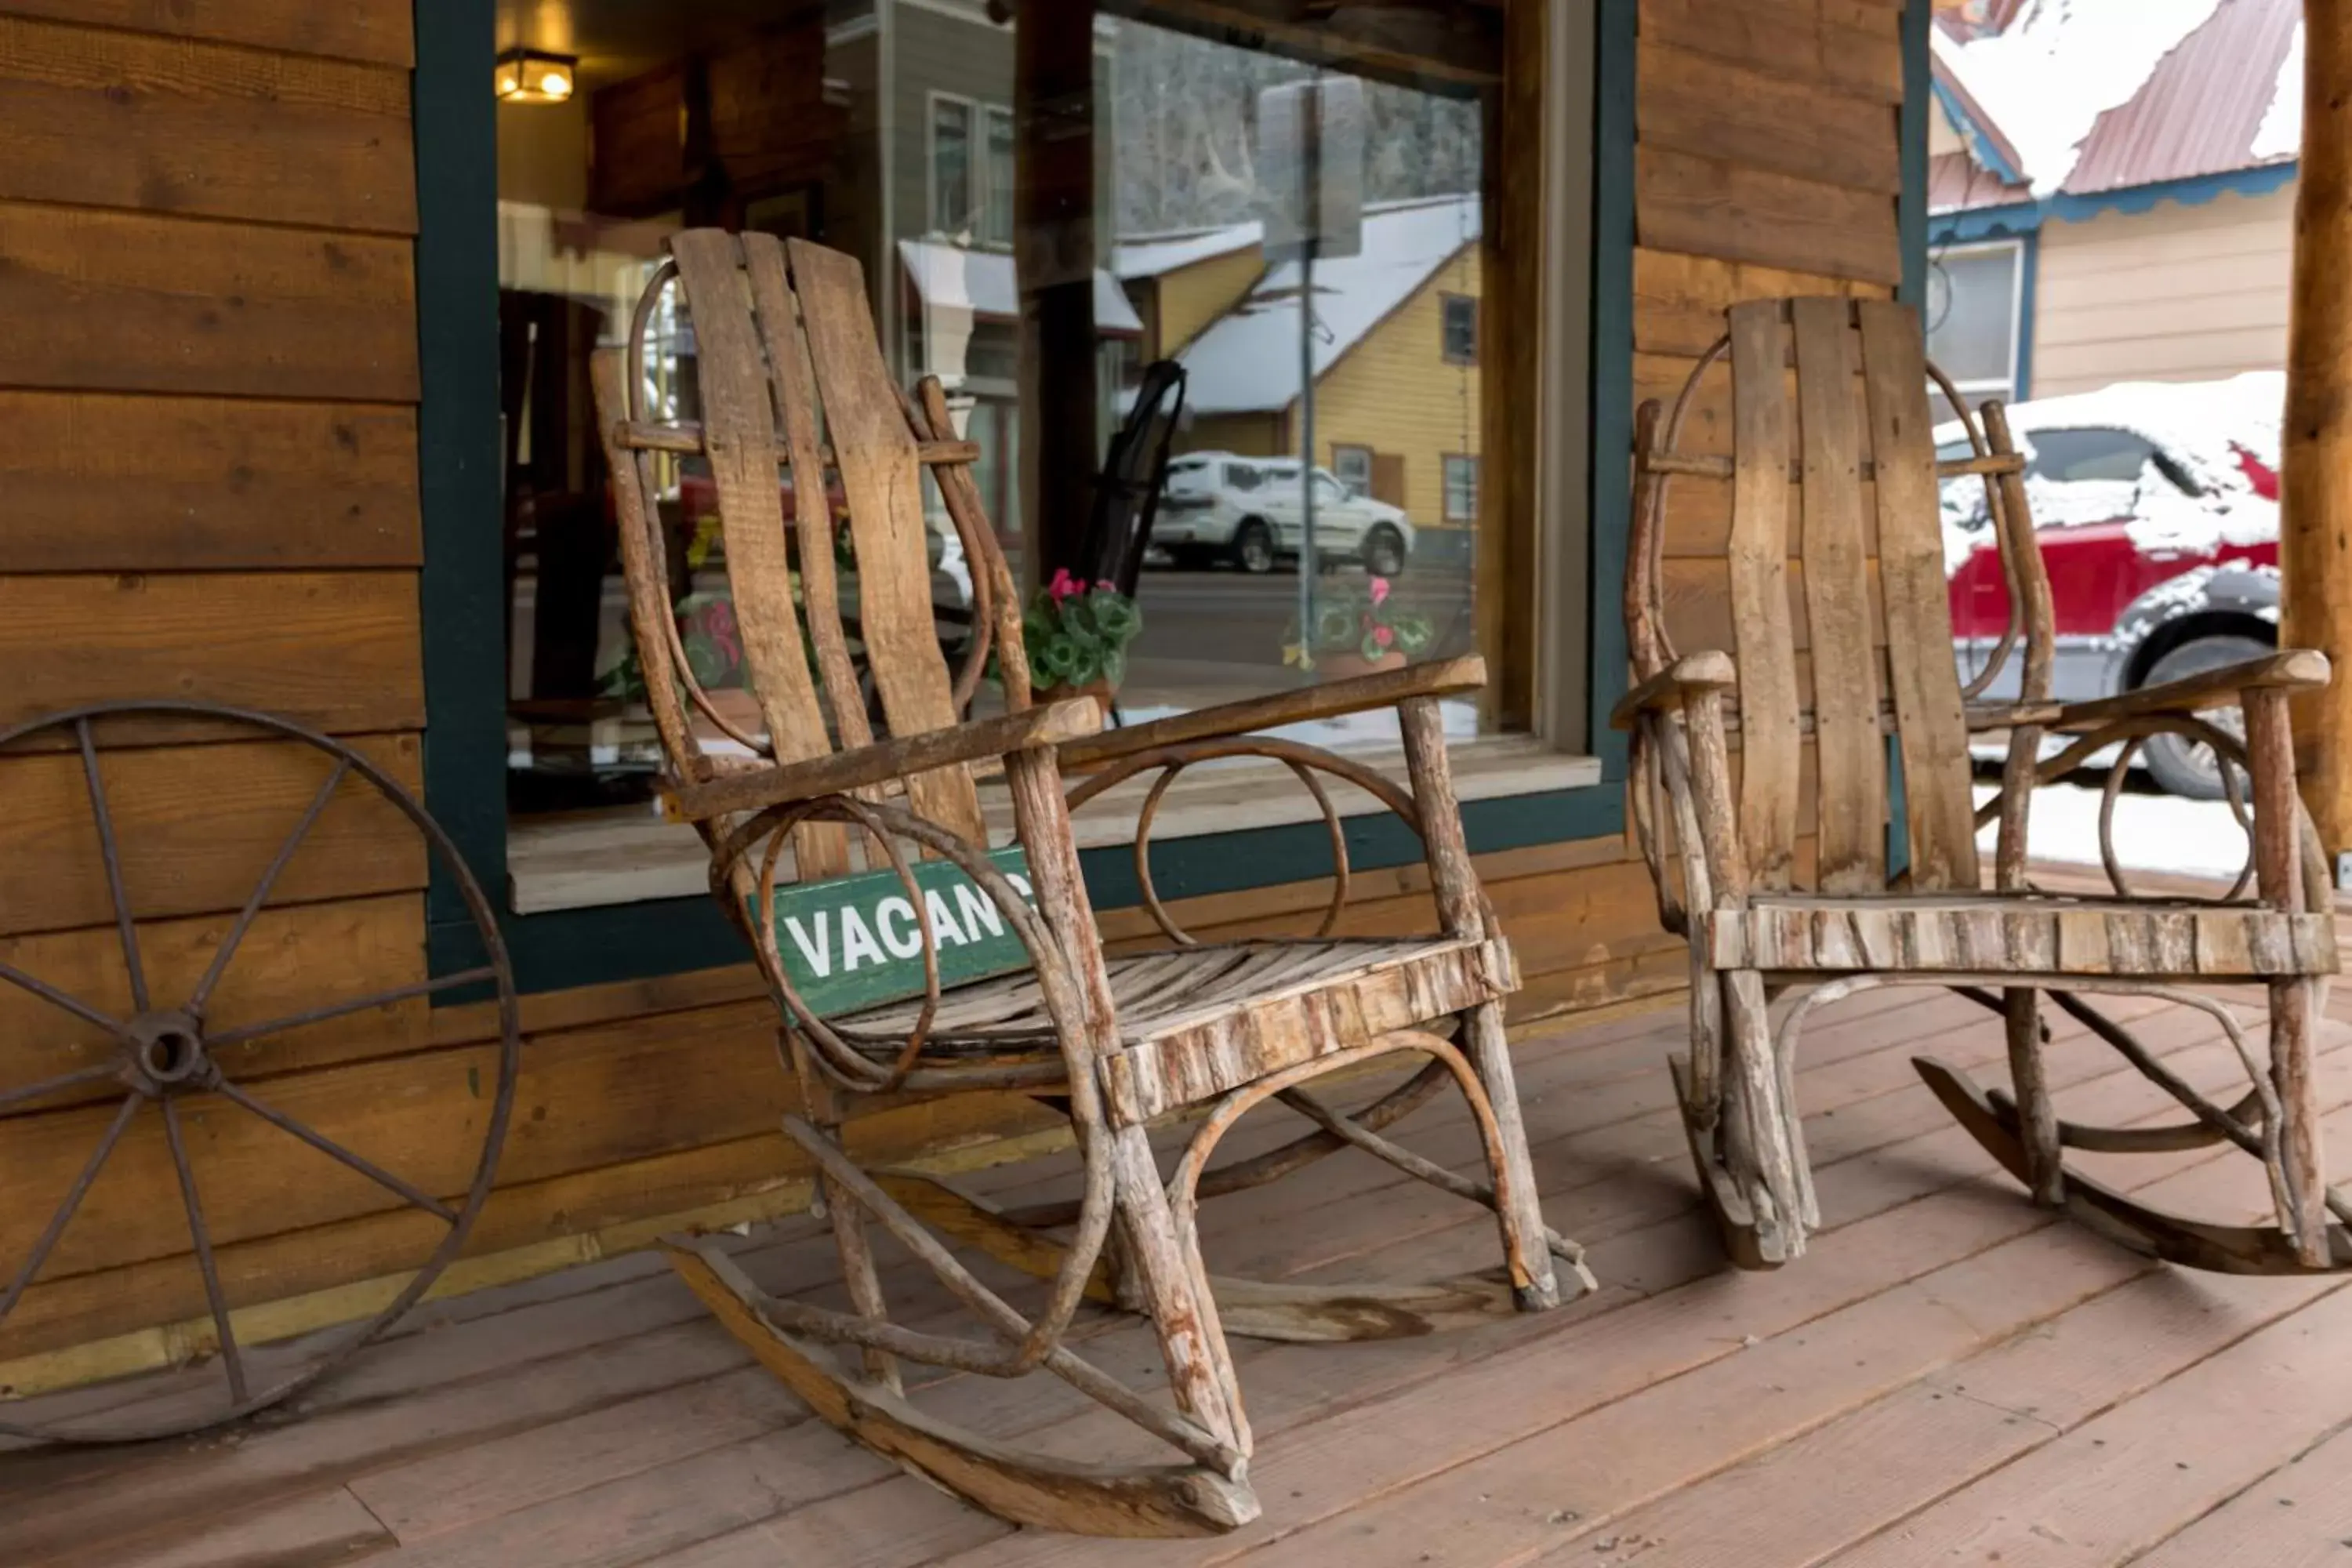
[1608,651,1738,731]
[2046,648,2332,733]
[666,699,1104,822]
[1055,655,1489,771]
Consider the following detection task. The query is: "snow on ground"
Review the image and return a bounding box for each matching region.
[1972,774,2252,884]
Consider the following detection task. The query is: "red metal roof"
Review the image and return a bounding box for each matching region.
[1933,0,2299,212]
[2063,0,2299,196]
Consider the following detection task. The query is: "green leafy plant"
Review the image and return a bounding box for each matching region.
[1283,575,1431,671]
[1022,569,1143,691]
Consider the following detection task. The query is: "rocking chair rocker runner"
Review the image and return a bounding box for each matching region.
[1621,295,2347,1274]
[593,230,1580,1537]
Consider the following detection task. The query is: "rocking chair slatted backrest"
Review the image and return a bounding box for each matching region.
[597,230,1007,884]
[1632,297,2031,898]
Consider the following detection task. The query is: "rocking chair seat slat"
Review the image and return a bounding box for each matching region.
[1700,897,2336,978]
[837,935,1512,1124]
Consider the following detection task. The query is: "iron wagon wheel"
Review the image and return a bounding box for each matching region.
[0,702,519,1445]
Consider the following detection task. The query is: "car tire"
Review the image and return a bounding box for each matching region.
[1233,519,1277,575]
[2138,633,2270,801]
[1362,524,1406,579]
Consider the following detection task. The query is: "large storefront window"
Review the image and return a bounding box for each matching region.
[490,0,1559,909]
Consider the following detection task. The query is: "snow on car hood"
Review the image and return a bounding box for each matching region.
[1934,371,2283,576]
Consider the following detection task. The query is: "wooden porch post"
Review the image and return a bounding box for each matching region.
[2282,0,2352,861]
[1014,0,1099,590]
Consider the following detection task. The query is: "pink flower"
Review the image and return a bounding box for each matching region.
[1368,575,1392,606]
[1372,624,1396,649]
[1047,568,1088,603]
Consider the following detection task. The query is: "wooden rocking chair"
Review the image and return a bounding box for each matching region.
[1619,296,2347,1276]
[591,230,1581,1537]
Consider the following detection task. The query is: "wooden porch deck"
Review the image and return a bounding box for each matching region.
[9,971,2352,1568]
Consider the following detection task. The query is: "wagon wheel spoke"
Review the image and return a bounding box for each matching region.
[209,1079,458,1224]
[0,960,132,1043]
[0,1063,120,1114]
[162,1098,247,1405]
[204,967,500,1051]
[78,719,148,1014]
[188,757,350,1017]
[0,1094,142,1322]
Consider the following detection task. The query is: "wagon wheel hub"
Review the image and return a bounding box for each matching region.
[125,1011,213,1096]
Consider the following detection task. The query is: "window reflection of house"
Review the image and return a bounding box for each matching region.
[1928,0,2302,414]
[1142,196,1485,554]
[898,239,1144,536]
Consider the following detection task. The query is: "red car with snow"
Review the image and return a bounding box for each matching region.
[1936,372,2283,800]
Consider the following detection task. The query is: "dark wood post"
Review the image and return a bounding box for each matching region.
[2281,0,2352,860]
[1014,0,1099,590]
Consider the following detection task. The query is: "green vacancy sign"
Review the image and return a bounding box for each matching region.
[750,845,1036,1015]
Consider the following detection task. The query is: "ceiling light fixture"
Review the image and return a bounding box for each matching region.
[495,48,575,104]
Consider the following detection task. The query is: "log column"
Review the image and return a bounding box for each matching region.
[1014,1,1099,590]
[2282,0,2352,862]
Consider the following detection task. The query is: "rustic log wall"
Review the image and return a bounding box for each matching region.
[0,0,1912,1387]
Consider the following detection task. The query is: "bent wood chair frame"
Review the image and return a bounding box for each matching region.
[593,230,1580,1537]
[1619,296,2346,1276]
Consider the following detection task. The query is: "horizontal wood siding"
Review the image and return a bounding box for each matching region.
[2029,182,2295,397]
[0,0,1935,1380]
[1634,0,1904,288]
[0,0,413,66]
[891,4,1016,249]
[0,14,415,231]
[0,394,422,571]
[1312,243,1485,536]
[0,0,441,1377]
[0,829,1675,1365]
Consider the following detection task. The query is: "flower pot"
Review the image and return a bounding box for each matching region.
[1317,651,1407,681]
[1036,678,1118,719]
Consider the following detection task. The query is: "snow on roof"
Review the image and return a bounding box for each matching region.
[1112,222,1263,280]
[1169,195,1480,417]
[2253,19,2303,161]
[896,239,1143,336]
[1936,0,2225,198]
[1932,0,2301,209]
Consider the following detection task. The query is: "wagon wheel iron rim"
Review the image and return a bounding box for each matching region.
[0,702,520,1445]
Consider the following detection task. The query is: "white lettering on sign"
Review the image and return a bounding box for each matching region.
[875,897,924,960]
[783,912,831,977]
[954,881,1006,939]
[924,889,970,947]
[758,850,1043,1011]
[840,906,886,971]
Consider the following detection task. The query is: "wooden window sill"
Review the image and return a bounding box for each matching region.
[506,734,1601,915]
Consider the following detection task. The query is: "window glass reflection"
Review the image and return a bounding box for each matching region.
[494,0,1501,821]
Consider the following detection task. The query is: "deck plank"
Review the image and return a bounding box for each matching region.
[914,1022,2352,1568]
[347,1364,808,1541]
[2125,1415,2352,1567]
[6,960,2348,1568]
[1182,1060,2352,1568]
[355,1425,891,1568]
[1814,1283,2352,1567]
[636,1475,1011,1567]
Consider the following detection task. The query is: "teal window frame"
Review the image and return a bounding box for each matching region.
[416,0,1889,996]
